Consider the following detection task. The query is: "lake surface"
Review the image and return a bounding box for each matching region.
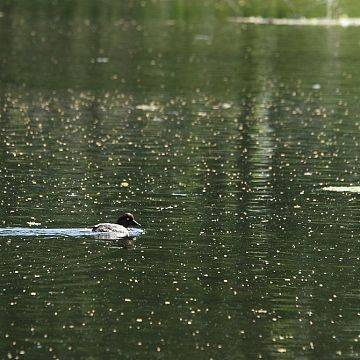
[0,2,359,359]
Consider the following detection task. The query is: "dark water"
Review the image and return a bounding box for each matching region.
[0,2,360,359]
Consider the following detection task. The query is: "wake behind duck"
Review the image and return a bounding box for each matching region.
[0,213,143,240]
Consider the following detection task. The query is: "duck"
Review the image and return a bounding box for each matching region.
[92,213,141,237]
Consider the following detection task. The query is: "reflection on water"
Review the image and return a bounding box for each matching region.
[0,1,360,359]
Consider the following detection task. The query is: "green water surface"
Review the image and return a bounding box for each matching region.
[0,1,359,359]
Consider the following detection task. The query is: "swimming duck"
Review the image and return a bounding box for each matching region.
[92,213,141,237]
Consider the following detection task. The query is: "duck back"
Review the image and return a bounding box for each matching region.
[92,223,130,236]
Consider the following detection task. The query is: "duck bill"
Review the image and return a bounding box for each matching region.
[131,220,141,228]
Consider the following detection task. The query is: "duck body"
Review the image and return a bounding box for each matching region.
[91,213,141,238]
[92,223,130,236]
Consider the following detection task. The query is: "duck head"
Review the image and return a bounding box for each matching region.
[116,213,141,228]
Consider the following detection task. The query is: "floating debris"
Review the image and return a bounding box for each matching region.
[312,84,321,90]
[96,57,109,63]
[194,34,211,42]
[27,221,41,226]
[136,103,159,111]
[322,186,360,193]
[228,16,360,27]
[221,103,232,109]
